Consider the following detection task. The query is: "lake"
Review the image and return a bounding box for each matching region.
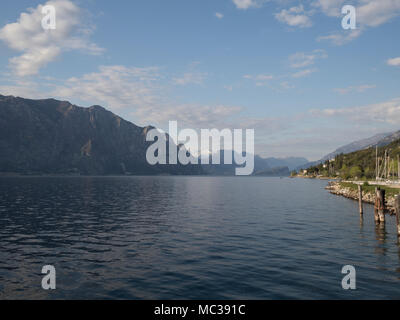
[0,176,399,299]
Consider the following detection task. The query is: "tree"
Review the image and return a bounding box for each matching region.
[349,166,362,179]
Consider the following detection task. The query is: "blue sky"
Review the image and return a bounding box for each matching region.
[0,0,400,160]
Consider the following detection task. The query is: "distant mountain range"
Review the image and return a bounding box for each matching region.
[201,153,305,176]
[298,130,400,170]
[320,132,397,161]
[260,157,308,170]
[0,94,303,176]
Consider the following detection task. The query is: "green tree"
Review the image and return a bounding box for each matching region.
[349,166,362,179]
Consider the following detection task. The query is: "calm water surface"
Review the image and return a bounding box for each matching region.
[0,176,399,299]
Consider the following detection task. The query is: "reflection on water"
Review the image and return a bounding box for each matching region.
[396,245,400,279]
[374,224,387,256]
[0,176,400,299]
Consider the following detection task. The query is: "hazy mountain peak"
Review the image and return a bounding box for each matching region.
[297,130,400,170]
[321,131,396,161]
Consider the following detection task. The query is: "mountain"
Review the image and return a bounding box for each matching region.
[254,166,290,177]
[320,132,395,161]
[375,131,400,147]
[201,151,265,176]
[0,94,306,177]
[0,95,202,175]
[297,131,400,170]
[262,157,308,170]
[201,152,292,176]
[305,137,400,180]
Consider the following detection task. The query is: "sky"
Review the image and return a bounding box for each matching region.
[0,0,399,160]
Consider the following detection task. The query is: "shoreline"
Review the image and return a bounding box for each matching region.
[325,181,396,215]
[292,174,338,180]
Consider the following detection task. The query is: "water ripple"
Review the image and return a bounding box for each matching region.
[0,176,400,299]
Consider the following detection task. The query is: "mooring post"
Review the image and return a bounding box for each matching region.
[358,184,363,215]
[374,188,386,224]
[374,187,380,223]
[378,189,386,223]
[395,195,400,237]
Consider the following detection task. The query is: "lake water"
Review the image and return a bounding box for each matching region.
[0,176,399,299]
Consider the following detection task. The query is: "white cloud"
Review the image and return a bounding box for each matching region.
[291,69,316,78]
[275,5,313,28]
[0,65,243,129]
[312,0,346,17]
[289,49,327,68]
[310,98,400,124]
[232,0,266,10]
[172,72,207,86]
[315,0,400,45]
[136,104,243,129]
[172,62,207,86]
[0,78,51,99]
[215,12,224,19]
[233,0,255,9]
[243,74,274,86]
[50,65,163,114]
[9,47,61,77]
[243,50,325,87]
[280,81,294,89]
[243,74,273,80]
[387,57,400,66]
[357,0,400,27]
[317,29,363,45]
[333,84,376,94]
[0,0,103,77]
[314,0,400,26]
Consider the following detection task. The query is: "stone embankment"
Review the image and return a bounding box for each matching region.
[325,181,396,215]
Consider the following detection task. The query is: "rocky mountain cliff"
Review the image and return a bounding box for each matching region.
[0,95,202,175]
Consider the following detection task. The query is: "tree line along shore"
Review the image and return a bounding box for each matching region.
[293,137,400,181]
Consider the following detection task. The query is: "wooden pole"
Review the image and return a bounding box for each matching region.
[374,187,379,223]
[358,184,363,215]
[378,189,385,223]
[374,188,385,224]
[395,195,400,237]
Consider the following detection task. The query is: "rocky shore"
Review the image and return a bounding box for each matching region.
[325,181,396,215]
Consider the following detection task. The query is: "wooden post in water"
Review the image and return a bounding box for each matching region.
[374,187,380,223]
[358,184,363,215]
[374,188,386,224]
[395,195,400,237]
[376,188,386,224]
